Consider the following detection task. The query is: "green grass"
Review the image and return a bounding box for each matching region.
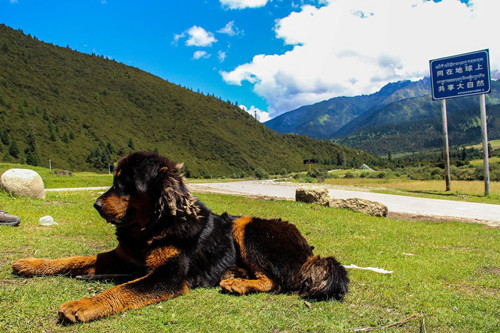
[0,190,498,332]
[0,162,113,189]
[469,156,500,167]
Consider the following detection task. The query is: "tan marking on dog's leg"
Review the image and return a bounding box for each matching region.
[232,216,253,261]
[220,272,274,295]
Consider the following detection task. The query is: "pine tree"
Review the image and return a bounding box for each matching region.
[127,137,135,150]
[8,141,19,158]
[0,129,10,145]
[25,129,40,166]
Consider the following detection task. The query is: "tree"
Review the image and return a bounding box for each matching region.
[127,137,135,150]
[460,146,467,161]
[61,132,69,143]
[8,141,19,158]
[0,129,10,145]
[25,129,40,166]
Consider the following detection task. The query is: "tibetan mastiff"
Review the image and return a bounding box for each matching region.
[12,152,348,323]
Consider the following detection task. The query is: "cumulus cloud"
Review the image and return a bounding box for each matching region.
[174,26,217,47]
[239,105,271,122]
[222,0,500,117]
[220,0,270,10]
[218,50,227,63]
[186,26,217,47]
[217,21,244,37]
[193,50,211,60]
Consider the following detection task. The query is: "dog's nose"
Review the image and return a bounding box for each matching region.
[94,200,104,212]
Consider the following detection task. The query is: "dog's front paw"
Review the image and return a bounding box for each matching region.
[58,298,103,323]
[220,278,247,295]
[12,258,47,277]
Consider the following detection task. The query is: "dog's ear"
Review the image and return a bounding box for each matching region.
[156,164,199,219]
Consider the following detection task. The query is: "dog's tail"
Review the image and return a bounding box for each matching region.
[297,255,349,301]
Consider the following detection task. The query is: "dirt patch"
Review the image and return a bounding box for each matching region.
[387,212,499,228]
[479,267,500,276]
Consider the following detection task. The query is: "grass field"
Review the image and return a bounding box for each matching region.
[0,190,498,332]
[2,161,500,204]
[0,163,113,189]
[322,177,500,204]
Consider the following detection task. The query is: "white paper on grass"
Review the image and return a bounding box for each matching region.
[343,264,393,274]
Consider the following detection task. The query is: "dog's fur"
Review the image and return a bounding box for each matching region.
[12,152,348,323]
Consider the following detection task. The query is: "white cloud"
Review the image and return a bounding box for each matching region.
[174,26,217,47]
[239,105,271,122]
[220,0,270,10]
[218,50,227,62]
[217,21,244,37]
[222,0,500,118]
[186,26,217,47]
[193,50,211,60]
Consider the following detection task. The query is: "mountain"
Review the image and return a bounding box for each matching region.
[0,24,379,177]
[335,81,500,138]
[334,104,500,156]
[334,94,500,155]
[265,75,500,155]
[265,78,431,139]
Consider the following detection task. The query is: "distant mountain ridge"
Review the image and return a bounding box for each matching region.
[265,78,431,139]
[265,77,500,155]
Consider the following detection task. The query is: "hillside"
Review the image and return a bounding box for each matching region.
[0,24,379,177]
[335,103,500,155]
[335,81,500,138]
[265,79,431,139]
[265,74,500,156]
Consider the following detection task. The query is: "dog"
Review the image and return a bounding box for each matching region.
[12,152,349,323]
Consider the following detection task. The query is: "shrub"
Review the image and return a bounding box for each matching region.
[344,172,355,178]
[254,167,269,180]
[279,168,288,176]
[307,169,328,182]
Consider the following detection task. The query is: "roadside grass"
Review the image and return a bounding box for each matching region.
[0,163,113,189]
[322,177,500,205]
[0,190,499,332]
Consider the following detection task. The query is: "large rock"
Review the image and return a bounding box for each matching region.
[329,198,388,217]
[295,187,330,206]
[0,168,45,199]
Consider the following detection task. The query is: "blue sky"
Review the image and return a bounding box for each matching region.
[1,0,499,121]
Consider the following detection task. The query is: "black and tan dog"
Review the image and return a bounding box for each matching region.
[12,152,348,323]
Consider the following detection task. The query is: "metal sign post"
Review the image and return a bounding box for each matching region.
[430,49,491,195]
[440,99,451,191]
[479,94,490,195]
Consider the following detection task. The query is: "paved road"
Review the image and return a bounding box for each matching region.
[190,180,500,226]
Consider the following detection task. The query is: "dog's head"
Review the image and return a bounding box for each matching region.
[94,152,199,228]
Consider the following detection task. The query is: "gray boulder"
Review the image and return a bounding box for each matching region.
[0,168,45,199]
[329,198,388,217]
[295,187,330,206]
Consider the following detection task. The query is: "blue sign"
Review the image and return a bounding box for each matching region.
[429,49,490,100]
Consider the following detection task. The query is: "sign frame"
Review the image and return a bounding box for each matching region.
[429,49,490,101]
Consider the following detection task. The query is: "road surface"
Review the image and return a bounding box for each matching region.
[190,180,500,227]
